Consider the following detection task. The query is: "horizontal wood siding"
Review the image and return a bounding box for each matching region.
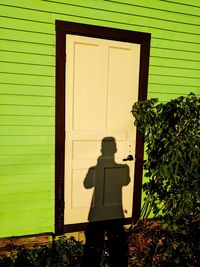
[0,0,199,237]
[0,0,55,237]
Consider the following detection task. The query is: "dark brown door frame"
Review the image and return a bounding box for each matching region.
[55,20,151,235]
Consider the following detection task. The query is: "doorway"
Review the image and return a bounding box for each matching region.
[55,21,151,234]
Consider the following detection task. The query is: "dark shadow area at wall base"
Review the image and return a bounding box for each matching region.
[81,220,129,267]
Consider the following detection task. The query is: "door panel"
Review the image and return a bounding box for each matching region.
[65,35,140,224]
[72,39,108,130]
[107,46,137,130]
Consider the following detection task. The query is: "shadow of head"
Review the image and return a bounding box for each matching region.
[101,137,117,157]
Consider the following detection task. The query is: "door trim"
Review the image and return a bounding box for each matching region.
[55,20,151,235]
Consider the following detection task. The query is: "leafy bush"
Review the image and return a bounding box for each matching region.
[131,93,200,227]
[129,93,200,266]
[0,236,83,267]
[128,218,199,266]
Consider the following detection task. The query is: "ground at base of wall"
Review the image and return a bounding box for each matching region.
[0,220,199,267]
[0,234,52,259]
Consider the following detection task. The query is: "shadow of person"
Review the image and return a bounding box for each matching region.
[81,137,130,267]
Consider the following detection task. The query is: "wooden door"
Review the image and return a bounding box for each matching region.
[64,35,140,224]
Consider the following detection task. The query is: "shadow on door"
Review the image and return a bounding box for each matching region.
[81,137,130,267]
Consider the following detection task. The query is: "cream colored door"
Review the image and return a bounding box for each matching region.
[64,35,140,224]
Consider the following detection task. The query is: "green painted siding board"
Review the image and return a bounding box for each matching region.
[0,62,55,77]
[0,51,54,66]
[0,28,55,46]
[0,0,199,238]
[151,38,200,54]
[0,95,54,106]
[0,191,53,203]
[0,199,54,213]
[0,223,53,237]
[0,126,54,136]
[148,86,200,100]
[147,92,178,102]
[162,0,200,8]
[0,216,53,232]
[0,227,53,239]
[0,115,54,126]
[0,74,54,87]
[150,48,200,61]
[0,4,53,24]
[0,39,54,56]
[0,105,54,116]
[0,164,54,176]
[0,173,53,185]
[150,57,200,70]
[0,210,53,227]
[0,135,54,146]
[149,66,200,79]
[149,74,200,87]
[0,182,53,194]
[148,84,200,96]
[0,154,54,166]
[0,216,53,227]
[1,0,54,15]
[0,16,54,35]
[0,145,54,155]
[147,91,200,102]
[0,84,54,96]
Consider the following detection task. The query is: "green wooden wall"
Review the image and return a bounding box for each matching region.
[0,0,199,238]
